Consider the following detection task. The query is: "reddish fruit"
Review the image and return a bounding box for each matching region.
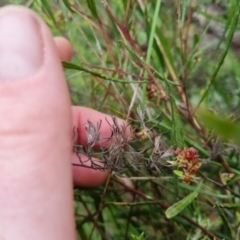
[183,147,198,160]
[183,175,191,183]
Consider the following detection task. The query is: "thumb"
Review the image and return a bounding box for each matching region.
[0,6,75,240]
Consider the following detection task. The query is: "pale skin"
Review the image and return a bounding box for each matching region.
[0,5,129,240]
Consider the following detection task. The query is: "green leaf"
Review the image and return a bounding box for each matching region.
[173,170,183,177]
[165,181,202,219]
[86,0,99,19]
[214,203,232,239]
[198,110,240,145]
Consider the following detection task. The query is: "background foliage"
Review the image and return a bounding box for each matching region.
[5,0,240,239]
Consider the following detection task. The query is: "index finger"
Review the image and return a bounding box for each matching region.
[72,106,131,148]
[71,106,131,187]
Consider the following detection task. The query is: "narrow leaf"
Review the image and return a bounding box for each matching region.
[165,181,202,219]
[86,0,99,19]
[198,110,240,145]
[145,0,161,64]
[62,61,145,84]
[170,93,184,148]
[119,40,143,62]
[173,170,183,177]
[120,41,180,86]
[215,204,232,239]
[62,0,74,12]
[40,0,56,25]
[215,202,240,209]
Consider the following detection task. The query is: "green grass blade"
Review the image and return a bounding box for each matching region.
[164,78,184,148]
[170,94,184,148]
[181,0,188,26]
[194,0,240,112]
[154,27,176,73]
[214,204,232,239]
[215,202,240,209]
[119,40,143,61]
[145,0,161,65]
[40,0,56,25]
[86,0,99,19]
[165,181,203,219]
[120,41,180,86]
[62,0,74,12]
[139,0,161,106]
[62,61,145,83]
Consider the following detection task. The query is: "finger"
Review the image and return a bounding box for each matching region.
[72,106,131,147]
[71,106,131,187]
[54,36,73,61]
[0,6,74,240]
[72,153,109,187]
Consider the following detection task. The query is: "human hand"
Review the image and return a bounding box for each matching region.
[0,5,129,239]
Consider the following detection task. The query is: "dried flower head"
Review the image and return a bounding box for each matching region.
[146,83,160,100]
[72,106,178,174]
[72,112,174,173]
[146,83,169,101]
